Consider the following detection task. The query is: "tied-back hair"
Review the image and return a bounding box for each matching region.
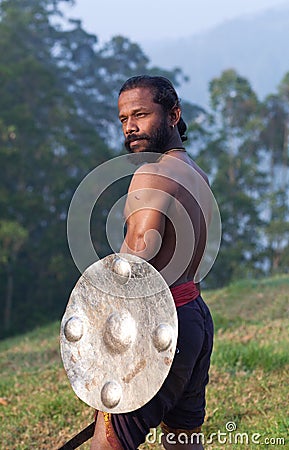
[119,75,188,142]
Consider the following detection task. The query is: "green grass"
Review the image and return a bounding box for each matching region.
[0,275,288,449]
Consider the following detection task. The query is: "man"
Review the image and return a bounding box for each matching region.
[91,76,214,450]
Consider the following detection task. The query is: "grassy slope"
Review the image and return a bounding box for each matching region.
[0,275,288,450]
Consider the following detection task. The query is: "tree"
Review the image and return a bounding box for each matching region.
[203,70,265,284]
[0,0,192,337]
[0,0,112,336]
[0,220,28,330]
[55,29,189,147]
[259,74,289,274]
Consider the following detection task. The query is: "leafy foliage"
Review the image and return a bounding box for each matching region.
[187,69,289,286]
[0,1,288,338]
[0,0,190,337]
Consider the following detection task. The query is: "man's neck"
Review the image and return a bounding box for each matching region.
[163,147,186,155]
[163,133,184,153]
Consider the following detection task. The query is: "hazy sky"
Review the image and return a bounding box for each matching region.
[62,0,287,43]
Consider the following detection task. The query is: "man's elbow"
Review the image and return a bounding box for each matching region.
[123,230,162,261]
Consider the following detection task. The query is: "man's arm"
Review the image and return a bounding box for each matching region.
[120,165,175,262]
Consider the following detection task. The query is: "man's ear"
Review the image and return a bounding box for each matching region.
[168,106,181,127]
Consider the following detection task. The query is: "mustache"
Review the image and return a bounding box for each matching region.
[124,134,151,145]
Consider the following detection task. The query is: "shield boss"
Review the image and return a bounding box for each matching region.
[60,253,178,413]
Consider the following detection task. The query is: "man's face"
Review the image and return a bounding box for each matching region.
[118,87,170,153]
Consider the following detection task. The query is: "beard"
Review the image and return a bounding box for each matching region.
[124,119,170,154]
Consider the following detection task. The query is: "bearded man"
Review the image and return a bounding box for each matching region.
[90,75,214,450]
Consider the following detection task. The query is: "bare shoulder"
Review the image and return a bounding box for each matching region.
[159,154,210,189]
[129,162,178,194]
[190,159,210,186]
[129,156,210,198]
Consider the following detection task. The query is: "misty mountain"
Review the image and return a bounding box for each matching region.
[142,4,289,107]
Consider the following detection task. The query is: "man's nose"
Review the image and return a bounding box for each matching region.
[125,117,138,135]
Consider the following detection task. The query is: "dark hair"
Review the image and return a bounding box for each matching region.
[119,75,187,142]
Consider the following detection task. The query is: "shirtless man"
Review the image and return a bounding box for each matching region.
[91,75,214,450]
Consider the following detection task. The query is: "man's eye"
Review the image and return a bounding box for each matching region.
[120,117,127,124]
[135,113,146,118]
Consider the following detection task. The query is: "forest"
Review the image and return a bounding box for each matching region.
[1,0,288,338]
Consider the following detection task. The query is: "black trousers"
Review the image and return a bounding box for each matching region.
[111,296,214,450]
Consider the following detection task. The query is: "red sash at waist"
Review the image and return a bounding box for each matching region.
[170,281,199,308]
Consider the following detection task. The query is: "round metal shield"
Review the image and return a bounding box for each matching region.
[60,253,178,413]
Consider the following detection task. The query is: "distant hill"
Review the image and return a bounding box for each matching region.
[142,4,289,107]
